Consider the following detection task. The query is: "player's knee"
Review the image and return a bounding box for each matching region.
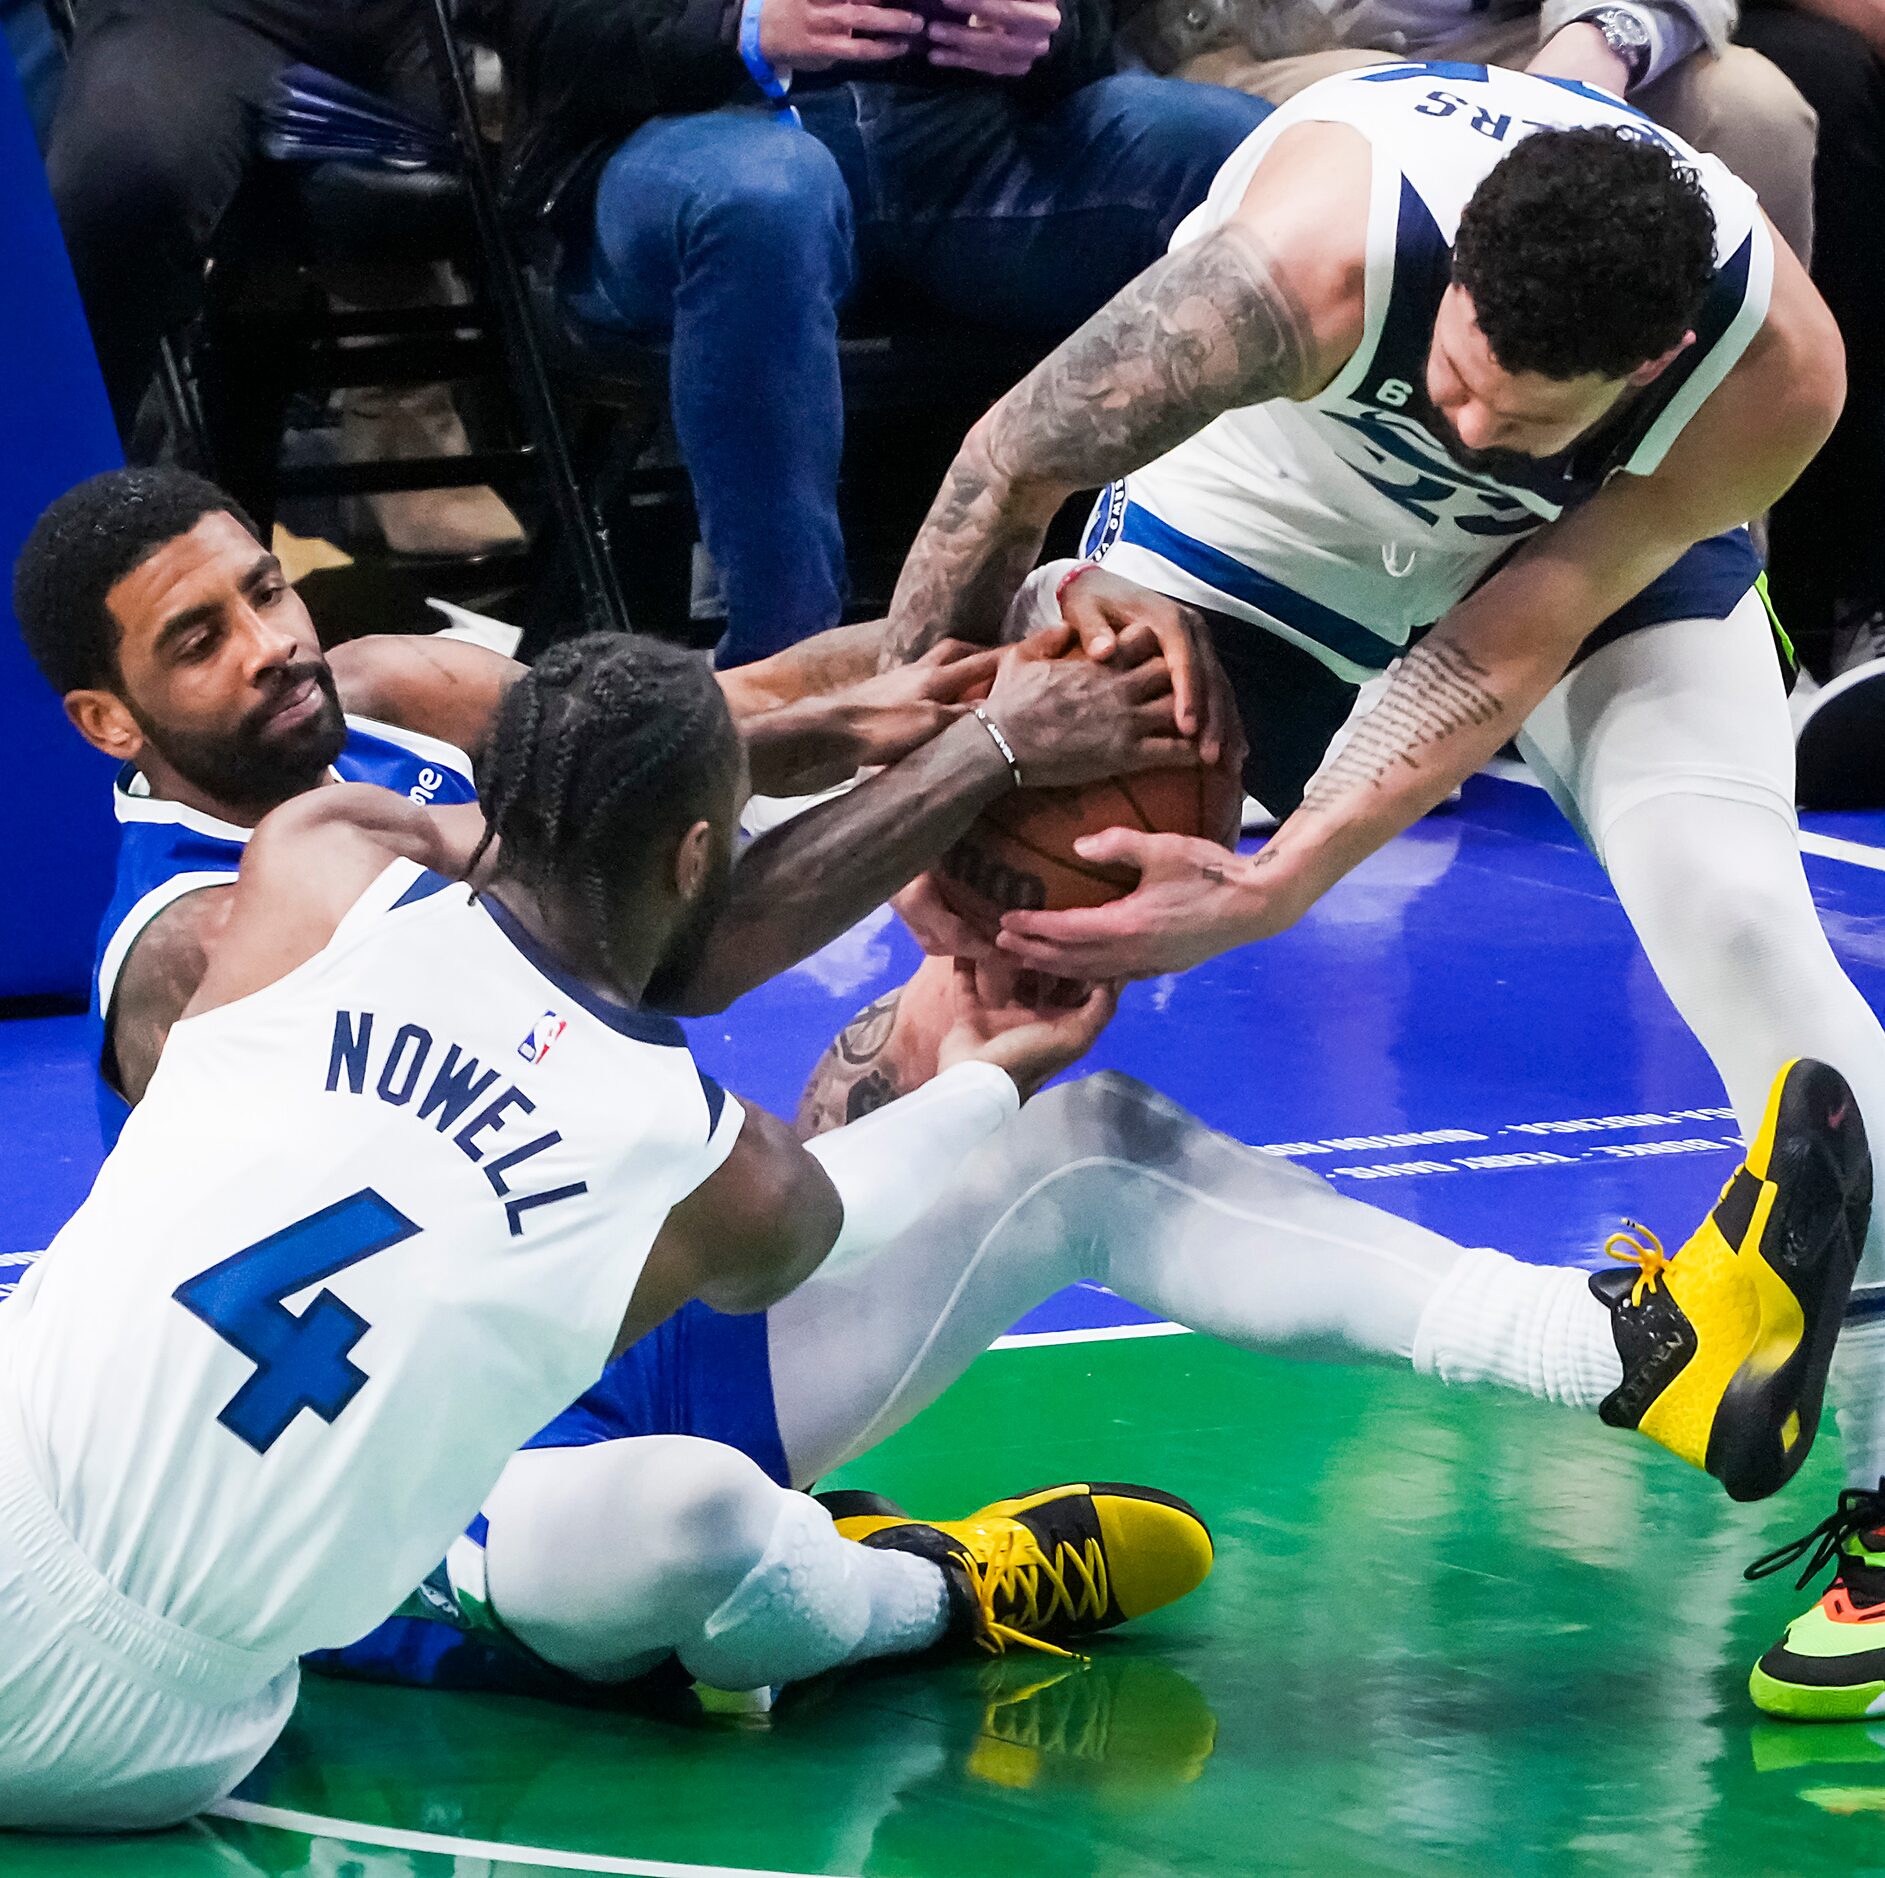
[634,1440,781,1589]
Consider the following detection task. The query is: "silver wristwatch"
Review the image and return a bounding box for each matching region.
[1576,6,1653,87]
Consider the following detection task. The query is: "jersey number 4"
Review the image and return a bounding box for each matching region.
[174,1189,420,1454]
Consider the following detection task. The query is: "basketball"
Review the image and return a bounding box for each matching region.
[933,650,1244,942]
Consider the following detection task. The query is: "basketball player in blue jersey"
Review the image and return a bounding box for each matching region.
[11,484,1876,1738]
[12,468,1200,1114]
[880,63,1885,1719]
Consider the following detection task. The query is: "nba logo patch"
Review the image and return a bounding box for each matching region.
[518,1012,567,1065]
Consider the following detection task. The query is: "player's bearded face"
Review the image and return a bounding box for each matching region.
[130,657,346,808]
[641,814,737,1012]
[107,513,347,809]
[1420,286,1624,472]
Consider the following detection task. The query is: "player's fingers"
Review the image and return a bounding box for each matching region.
[993,922,1119,976]
[1150,619,1199,739]
[1071,825,1154,869]
[1119,658,1175,701]
[928,648,1003,698]
[1122,729,1204,770]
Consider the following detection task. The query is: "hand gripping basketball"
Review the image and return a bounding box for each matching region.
[933,629,1244,944]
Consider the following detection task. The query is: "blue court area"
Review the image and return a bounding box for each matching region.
[8,770,1885,1293]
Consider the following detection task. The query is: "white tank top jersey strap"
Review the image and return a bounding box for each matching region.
[1091,64,1773,682]
[0,857,742,1674]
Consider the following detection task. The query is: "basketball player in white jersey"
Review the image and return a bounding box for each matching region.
[879,63,1885,1718]
[8,471,1872,1739]
[0,629,1252,1830]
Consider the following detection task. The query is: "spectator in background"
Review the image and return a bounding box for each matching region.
[502,0,1270,665]
[1736,0,1884,675]
[43,0,518,558]
[3,0,60,147]
[1124,0,1816,261]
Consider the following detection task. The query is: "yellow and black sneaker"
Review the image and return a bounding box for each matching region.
[1589,1058,1870,1502]
[818,1483,1213,1658]
[1747,1486,1885,1720]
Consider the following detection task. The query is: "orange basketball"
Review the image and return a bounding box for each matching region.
[934,652,1244,943]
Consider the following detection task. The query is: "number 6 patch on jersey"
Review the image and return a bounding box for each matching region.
[174,1188,420,1454]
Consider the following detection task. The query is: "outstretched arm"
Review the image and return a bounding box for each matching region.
[660,626,1199,1013]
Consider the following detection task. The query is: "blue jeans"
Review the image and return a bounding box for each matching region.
[566,76,1271,663]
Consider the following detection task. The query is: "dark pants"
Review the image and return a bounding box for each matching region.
[45,0,430,438]
[1736,6,1885,670]
[565,77,1272,664]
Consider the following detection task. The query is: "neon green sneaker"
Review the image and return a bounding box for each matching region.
[1748,1488,1885,1719]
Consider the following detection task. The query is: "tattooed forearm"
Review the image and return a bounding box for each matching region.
[795,989,911,1139]
[986,226,1316,488]
[1300,639,1506,812]
[887,225,1318,662]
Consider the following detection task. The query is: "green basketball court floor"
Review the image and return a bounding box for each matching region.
[12,1332,1877,1878]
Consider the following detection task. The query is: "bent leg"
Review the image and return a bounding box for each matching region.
[569,108,854,661]
[770,1072,1620,1483]
[480,1437,946,1688]
[46,1,288,434]
[1519,590,1885,1485]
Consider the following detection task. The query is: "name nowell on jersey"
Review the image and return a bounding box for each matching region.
[325,1009,591,1237]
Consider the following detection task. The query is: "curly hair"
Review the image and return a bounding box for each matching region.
[1452,127,1717,382]
[472,631,738,955]
[12,467,259,696]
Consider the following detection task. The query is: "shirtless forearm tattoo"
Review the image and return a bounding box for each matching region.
[887,226,1317,662]
[1301,639,1506,813]
[795,989,909,1140]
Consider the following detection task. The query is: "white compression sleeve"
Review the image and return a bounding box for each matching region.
[803,1059,1019,1273]
[479,1436,947,1689]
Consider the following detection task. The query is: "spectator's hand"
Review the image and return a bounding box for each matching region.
[762,0,925,68]
[925,0,1061,76]
[1527,22,1633,94]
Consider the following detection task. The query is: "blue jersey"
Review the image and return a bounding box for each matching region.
[91,715,478,1129]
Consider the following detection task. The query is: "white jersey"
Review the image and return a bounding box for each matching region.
[1090,64,1773,681]
[0,858,741,1668]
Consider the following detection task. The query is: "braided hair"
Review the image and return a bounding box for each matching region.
[473,632,738,966]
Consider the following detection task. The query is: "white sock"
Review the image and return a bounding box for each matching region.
[843,1546,952,1666]
[682,1495,947,1691]
[1412,1247,1623,1409]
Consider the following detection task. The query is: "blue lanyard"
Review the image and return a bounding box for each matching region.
[739,0,802,123]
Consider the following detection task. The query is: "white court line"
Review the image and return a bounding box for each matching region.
[1482,758,1885,874]
[992,1320,1191,1351]
[1801,831,1885,874]
[209,1799,827,1878]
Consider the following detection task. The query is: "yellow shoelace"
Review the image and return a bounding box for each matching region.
[1604,1220,1672,1305]
[960,1527,1108,1660]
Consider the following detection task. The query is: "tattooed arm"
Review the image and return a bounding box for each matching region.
[992,229,1843,981]
[883,124,1370,666]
